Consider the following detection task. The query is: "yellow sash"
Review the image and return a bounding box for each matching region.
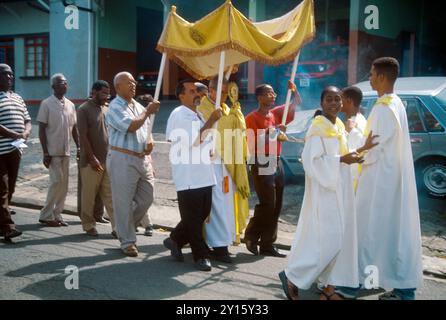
[306,116,349,156]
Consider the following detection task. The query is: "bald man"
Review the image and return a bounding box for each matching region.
[105,72,160,257]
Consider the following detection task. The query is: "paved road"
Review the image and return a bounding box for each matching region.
[1,207,446,300]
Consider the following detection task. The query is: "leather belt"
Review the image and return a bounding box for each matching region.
[110,146,145,158]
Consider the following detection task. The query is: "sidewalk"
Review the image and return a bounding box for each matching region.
[11,133,446,280]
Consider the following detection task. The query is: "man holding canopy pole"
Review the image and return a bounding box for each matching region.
[105,71,160,257]
[244,80,301,257]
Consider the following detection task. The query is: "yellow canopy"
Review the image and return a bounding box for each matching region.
[156,0,315,79]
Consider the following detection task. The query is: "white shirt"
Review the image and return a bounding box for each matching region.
[166,105,216,191]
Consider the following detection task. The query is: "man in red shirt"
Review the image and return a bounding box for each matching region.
[244,80,300,257]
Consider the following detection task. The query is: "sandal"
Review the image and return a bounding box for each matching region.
[320,286,344,300]
[278,271,299,300]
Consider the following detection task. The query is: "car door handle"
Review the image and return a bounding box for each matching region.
[410,138,423,144]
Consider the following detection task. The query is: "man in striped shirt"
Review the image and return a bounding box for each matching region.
[105,71,160,257]
[0,64,31,240]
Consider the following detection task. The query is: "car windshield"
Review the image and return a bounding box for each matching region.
[434,88,446,110]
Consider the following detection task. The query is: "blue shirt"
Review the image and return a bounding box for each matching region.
[106,95,150,153]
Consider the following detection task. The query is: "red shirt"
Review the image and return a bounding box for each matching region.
[245,104,295,157]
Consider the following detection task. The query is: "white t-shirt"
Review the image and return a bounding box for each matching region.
[166,105,216,191]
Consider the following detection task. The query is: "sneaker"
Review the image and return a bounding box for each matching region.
[122,244,138,257]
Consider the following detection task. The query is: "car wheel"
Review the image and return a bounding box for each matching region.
[417,159,446,199]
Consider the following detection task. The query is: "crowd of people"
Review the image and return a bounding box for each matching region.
[0,56,422,299]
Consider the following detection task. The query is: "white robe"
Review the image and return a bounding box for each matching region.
[346,112,367,187]
[356,94,423,289]
[285,126,359,290]
[205,155,236,248]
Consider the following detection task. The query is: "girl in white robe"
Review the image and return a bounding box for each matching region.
[279,87,377,300]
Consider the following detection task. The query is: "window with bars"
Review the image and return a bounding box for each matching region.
[25,35,48,77]
[0,39,14,70]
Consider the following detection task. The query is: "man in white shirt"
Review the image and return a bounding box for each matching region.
[37,73,79,227]
[164,80,222,272]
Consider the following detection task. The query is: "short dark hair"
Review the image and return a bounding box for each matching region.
[255,84,271,100]
[176,79,196,98]
[342,86,363,108]
[372,57,400,83]
[92,80,109,91]
[320,86,341,104]
[313,109,323,118]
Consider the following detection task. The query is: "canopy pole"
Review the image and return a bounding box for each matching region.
[210,51,226,152]
[215,51,226,110]
[147,52,167,136]
[281,52,300,125]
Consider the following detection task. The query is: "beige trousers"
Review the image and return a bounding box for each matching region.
[107,150,154,249]
[80,164,115,232]
[39,156,70,221]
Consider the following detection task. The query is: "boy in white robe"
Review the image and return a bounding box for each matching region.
[278,87,378,300]
[359,58,423,299]
[337,57,423,300]
[341,86,367,189]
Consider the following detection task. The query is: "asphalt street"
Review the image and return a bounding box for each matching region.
[1,207,446,300]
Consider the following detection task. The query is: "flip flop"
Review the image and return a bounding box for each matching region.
[278,271,298,300]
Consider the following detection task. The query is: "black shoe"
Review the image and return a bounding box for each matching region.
[163,237,184,262]
[10,210,16,215]
[3,229,22,240]
[144,225,154,237]
[210,251,233,264]
[195,258,212,271]
[260,246,286,258]
[95,217,109,224]
[245,239,259,256]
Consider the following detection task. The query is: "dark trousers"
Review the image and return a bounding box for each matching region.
[0,149,21,232]
[171,186,212,261]
[244,160,284,249]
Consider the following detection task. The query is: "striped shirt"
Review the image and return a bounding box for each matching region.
[105,95,150,153]
[0,91,31,155]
